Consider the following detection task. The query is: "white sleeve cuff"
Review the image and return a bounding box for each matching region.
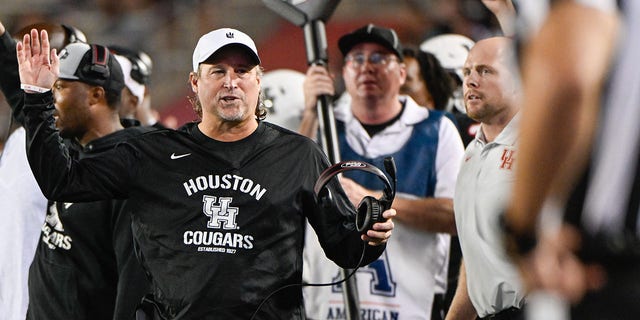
[21,84,51,93]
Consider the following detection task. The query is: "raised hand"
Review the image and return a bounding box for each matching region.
[481,0,515,16]
[516,225,606,303]
[303,65,335,114]
[16,29,59,91]
[298,65,335,138]
[481,0,516,36]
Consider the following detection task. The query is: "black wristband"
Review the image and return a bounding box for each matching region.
[499,213,538,256]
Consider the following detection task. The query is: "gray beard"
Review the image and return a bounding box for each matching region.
[216,108,246,122]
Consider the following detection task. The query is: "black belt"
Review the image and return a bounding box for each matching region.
[478,307,524,320]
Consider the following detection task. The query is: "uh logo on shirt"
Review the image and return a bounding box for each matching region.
[202,195,238,229]
[500,148,516,170]
[181,173,270,252]
[182,193,255,253]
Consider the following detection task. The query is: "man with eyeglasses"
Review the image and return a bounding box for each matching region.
[302,24,465,319]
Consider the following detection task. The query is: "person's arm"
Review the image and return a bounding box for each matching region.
[0,20,27,123]
[340,178,456,234]
[445,261,477,320]
[340,116,463,234]
[504,1,619,303]
[342,177,456,234]
[394,115,463,234]
[305,145,394,268]
[481,0,516,37]
[298,65,335,139]
[505,1,619,236]
[394,197,456,234]
[23,91,133,202]
[18,29,132,202]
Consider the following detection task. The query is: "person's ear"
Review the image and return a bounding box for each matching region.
[189,71,198,94]
[398,62,407,85]
[88,86,105,104]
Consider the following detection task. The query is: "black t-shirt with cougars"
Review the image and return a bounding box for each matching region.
[23,92,384,319]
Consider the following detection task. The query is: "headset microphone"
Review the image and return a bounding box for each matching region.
[384,156,397,201]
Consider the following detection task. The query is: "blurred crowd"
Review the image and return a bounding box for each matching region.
[1,0,502,137]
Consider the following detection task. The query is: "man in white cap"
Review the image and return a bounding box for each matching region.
[110,45,161,128]
[114,54,148,120]
[17,27,395,319]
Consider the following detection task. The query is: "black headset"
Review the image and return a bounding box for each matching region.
[61,24,87,44]
[314,156,397,233]
[249,157,396,319]
[109,45,153,85]
[79,44,111,81]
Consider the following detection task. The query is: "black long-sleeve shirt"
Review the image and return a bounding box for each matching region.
[0,29,25,123]
[23,92,384,319]
[1,30,151,320]
[27,127,153,320]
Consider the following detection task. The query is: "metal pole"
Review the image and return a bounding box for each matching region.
[261,2,360,318]
[303,21,360,320]
[303,21,341,165]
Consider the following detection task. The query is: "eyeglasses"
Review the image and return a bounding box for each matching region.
[345,52,398,68]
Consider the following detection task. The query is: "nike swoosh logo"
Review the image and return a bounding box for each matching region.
[170,152,191,160]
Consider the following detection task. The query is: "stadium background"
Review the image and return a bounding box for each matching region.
[2,0,501,128]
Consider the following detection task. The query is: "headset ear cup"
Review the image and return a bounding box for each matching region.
[356,196,381,233]
[314,159,396,234]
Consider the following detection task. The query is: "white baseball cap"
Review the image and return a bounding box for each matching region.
[192,28,261,72]
[114,54,146,106]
